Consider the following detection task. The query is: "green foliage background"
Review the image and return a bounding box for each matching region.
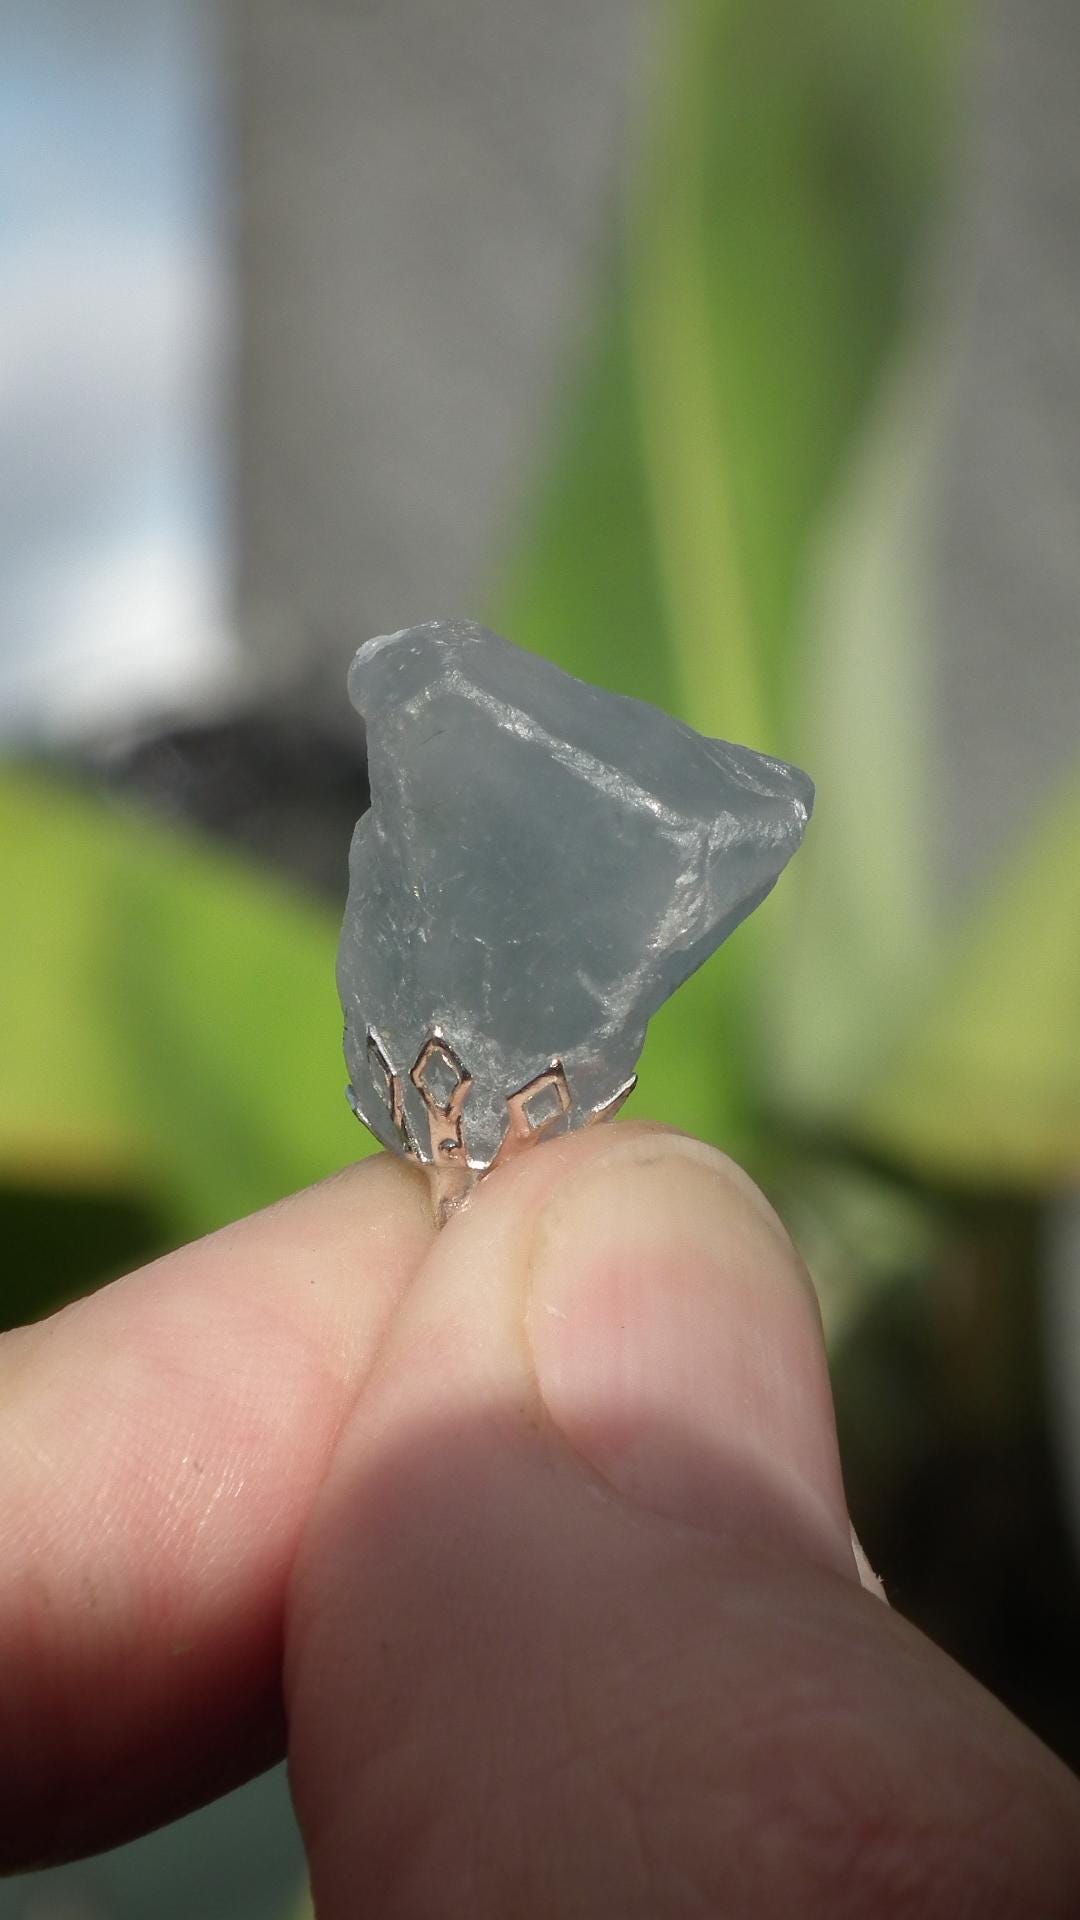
[4,0,1079,1907]
[5,0,1076,1482]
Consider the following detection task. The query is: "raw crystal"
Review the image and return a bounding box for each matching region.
[337,620,813,1172]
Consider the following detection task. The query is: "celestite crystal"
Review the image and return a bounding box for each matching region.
[338,620,813,1176]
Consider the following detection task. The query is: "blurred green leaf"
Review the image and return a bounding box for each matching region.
[496,0,963,1167]
[765,347,940,1136]
[0,765,368,1319]
[772,330,1080,1189]
[861,768,1080,1183]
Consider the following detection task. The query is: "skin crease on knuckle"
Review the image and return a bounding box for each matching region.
[300,1594,1080,1920]
[285,1389,1080,1920]
[642,1592,1080,1920]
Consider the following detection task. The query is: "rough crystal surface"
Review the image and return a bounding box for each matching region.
[338,620,813,1168]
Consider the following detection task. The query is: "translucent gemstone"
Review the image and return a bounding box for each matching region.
[337,620,813,1170]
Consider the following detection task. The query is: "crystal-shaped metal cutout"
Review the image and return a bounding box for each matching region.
[487,1058,572,1171]
[409,1029,473,1165]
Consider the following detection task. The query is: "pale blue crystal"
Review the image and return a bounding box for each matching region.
[338,621,813,1169]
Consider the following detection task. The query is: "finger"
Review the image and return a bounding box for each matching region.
[285,1125,1080,1919]
[0,1152,433,1870]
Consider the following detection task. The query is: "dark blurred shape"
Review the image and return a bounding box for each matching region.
[832,1178,1080,1771]
[0,1187,158,1332]
[0,1765,303,1920]
[81,709,370,901]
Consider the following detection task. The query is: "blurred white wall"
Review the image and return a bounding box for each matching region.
[934,0,1080,891]
[0,0,234,740]
[234,0,652,712]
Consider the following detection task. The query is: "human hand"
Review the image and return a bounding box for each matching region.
[3,1127,1078,1915]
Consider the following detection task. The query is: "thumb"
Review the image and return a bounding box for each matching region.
[285,1126,1080,1919]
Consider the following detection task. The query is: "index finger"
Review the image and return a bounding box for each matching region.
[0,1152,432,1871]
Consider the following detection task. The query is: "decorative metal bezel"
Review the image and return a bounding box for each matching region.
[350,1026,637,1223]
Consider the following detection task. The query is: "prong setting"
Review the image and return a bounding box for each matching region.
[351,1029,637,1218]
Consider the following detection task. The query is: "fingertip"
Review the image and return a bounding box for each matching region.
[521,1128,855,1578]
[303,1123,857,1584]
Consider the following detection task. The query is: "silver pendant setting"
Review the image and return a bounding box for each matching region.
[348,1025,636,1223]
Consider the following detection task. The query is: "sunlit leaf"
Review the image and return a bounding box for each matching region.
[495,0,961,1165]
[0,766,367,1299]
[861,768,1080,1183]
[772,328,1080,1189]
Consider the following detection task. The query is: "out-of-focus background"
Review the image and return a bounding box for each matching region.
[3,0,1079,1912]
